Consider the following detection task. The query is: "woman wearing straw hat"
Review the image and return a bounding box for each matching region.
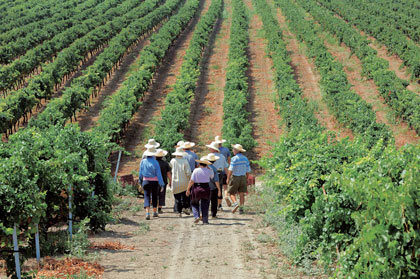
[142,139,160,158]
[139,147,165,220]
[155,149,171,214]
[170,147,192,217]
[186,157,214,224]
[206,141,229,209]
[182,141,198,172]
[205,153,222,218]
[227,144,251,214]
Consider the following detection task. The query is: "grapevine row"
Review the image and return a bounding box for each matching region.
[0,0,126,94]
[275,0,392,147]
[296,0,420,134]
[29,0,178,130]
[251,0,320,133]
[0,0,85,34]
[154,0,223,152]
[317,0,420,80]
[221,0,255,151]
[0,0,104,63]
[0,0,162,135]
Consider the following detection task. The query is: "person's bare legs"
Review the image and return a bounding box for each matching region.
[230,193,237,203]
[239,192,245,206]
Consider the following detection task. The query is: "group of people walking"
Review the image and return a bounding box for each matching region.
[138,136,251,224]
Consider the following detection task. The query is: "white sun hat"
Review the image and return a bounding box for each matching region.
[182,141,195,149]
[172,147,187,157]
[143,147,158,157]
[231,144,246,152]
[155,149,168,157]
[175,140,185,148]
[205,141,220,152]
[195,157,212,165]
[215,135,227,144]
[206,153,220,162]
[145,139,160,148]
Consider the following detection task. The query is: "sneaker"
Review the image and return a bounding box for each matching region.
[183,208,191,215]
[158,208,163,214]
[211,215,218,219]
[225,197,232,207]
[232,202,240,214]
[203,222,209,225]
[153,212,159,218]
[194,218,200,224]
[239,207,244,214]
[145,214,151,220]
[219,205,223,211]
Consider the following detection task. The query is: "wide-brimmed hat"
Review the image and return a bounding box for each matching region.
[155,149,168,157]
[145,139,160,148]
[206,153,220,162]
[195,157,212,165]
[231,144,246,152]
[182,141,195,149]
[175,140,185,148]
[215,136,227,144]
[172,147,187,157]
[143,147,158,156]
[205,141,220,152]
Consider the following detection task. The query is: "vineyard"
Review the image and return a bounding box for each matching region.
[0,0,419,278]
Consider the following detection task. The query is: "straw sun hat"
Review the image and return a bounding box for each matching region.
[145,139,160,149]
[175,140,185,148]
[155,149,168,157]
[206,153,220,162]
[231,144,246,152]
[143,147,158,157]
[172,147,187,157]
[205,141,220,152]
[215,136,226,144]
[195,156,212,165]
[182,141,195,149]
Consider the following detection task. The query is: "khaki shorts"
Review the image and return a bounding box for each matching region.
[227,175,247,194]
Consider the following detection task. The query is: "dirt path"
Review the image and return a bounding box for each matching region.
[318,30,420,147]
[91,190,321,279]
[275,6,353,141]
[242,0,282,164]
[114,0,211,177]
[186,0,231,154]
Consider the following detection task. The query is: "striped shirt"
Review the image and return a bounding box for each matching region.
[170,158,191,194]
[229,153,251,176]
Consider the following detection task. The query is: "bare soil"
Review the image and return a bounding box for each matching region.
[186,0,231,155]
[275,7,353,140]
[244,0,282,166]
[113,0,211,178]
[319,31,420,147]
[90,190,322,279]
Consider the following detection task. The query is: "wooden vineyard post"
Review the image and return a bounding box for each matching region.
[12,224,21,279]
